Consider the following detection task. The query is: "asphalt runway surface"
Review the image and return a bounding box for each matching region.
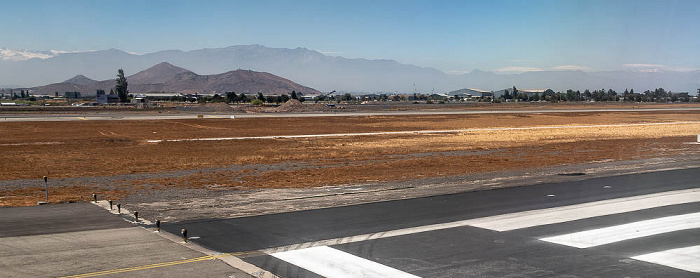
[2,107,700,122]
[164,168,700,277]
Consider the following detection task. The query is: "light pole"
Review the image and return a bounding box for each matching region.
[43,176,48,202]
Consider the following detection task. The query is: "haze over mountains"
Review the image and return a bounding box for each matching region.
[1,45,699,94]
[30,62,321,96]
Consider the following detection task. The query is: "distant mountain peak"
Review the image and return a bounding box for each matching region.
[64,74,97,85]
[30,62,322,96]
[150,61,186,70]
[127,62,193,84]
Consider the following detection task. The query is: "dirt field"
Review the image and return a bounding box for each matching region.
[1,108,700,207]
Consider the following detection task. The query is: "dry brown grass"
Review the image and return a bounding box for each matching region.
[1,110,699,206]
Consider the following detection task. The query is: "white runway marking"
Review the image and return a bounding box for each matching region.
[262,188,700,254]
[465,188,700,232]
[632,245,700,273]
[0,141,64,146]
[272,246,421,278]
[146,121,700,143]
[540,212,700,248]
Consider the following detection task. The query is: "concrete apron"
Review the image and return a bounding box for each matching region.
[93,200,276,278]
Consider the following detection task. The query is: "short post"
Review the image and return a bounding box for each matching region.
[134,211,139,223]
[156,220,161,232]
[108,200,113,210]
[92,194,97,203]
[117,203,121,214]
[181,228,188,243]
[43,176,48,202]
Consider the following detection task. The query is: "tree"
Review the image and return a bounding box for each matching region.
[211,93,224,102]
[607,89,617,101]
[280,94,290,103]
[543,89,555,99]
[256,92,265,101]
[290,91,298,99]
[583,89,591,100]
[115,69,129,102]
[341,93,354,102]
[596,89,605,101]
[225,92,237,103]
[566,89,575,101]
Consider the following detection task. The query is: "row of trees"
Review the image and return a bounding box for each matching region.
[499,87,697,102]
[251,91,306,104]
[161,91,308,104]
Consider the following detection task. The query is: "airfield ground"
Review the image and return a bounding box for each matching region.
[1,103,699,221]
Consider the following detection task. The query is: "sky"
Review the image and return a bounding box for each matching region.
[1,0,698,74]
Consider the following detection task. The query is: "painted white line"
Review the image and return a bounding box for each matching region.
[146,121,700,143]
[632,245,700,273]
[465,188,700,232]
[272,246,420,278]
[261,188,700,254]
[92,200,154,225]
[540,212,700,248]
[0,141,64,146]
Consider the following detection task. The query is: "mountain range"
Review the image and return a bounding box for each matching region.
[30,62,321,96]
[1,45,699,94]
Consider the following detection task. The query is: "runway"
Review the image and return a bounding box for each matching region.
[164,167,700,277]
[2,107,700,122]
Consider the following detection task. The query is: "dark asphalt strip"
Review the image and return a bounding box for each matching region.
[163,168,699,253]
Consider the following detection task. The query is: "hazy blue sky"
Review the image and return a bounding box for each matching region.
[1,0,698,73]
